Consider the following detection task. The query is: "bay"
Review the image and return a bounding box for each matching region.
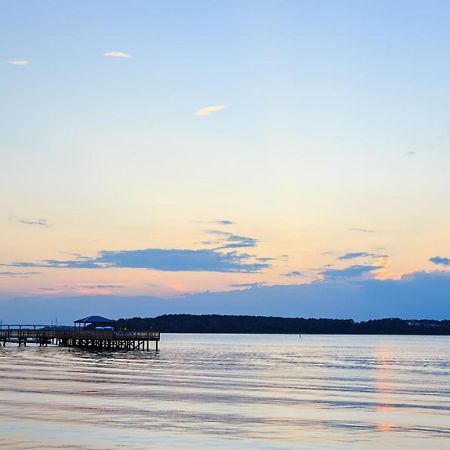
[0,334,449,449]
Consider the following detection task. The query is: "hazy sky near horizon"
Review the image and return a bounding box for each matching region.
[1,1,450,316]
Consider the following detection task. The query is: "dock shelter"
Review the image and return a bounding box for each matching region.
[74,315,116,329]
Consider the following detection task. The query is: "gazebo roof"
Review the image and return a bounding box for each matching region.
[74,315,115,324]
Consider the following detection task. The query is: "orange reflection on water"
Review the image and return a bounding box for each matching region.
[375,345,394,432]
[377,422,393,432]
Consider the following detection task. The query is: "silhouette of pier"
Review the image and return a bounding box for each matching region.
[0,316,160,351]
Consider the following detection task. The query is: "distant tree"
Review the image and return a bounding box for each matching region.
[115,315,450,335]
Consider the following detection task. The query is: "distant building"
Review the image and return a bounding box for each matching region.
[74,315,116,330]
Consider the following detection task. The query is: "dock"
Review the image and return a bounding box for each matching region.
[0,325,160,351]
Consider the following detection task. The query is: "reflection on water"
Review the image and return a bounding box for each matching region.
[375,346,394,433]
[0,334,449,449]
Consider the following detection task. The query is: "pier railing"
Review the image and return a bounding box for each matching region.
[0,326,160,341]
[0,325,160,350]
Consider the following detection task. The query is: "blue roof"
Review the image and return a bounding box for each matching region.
[74,315,115,324]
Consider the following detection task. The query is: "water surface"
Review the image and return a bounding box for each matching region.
[0,334,449,449]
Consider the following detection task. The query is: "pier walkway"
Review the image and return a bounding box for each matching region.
[0,325,160,351]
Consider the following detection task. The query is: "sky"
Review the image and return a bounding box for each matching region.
[1,0,450,323]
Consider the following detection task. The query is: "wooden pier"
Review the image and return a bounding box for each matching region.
[0,325,160,351]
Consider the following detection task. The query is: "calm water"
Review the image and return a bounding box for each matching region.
[0,334,449,449]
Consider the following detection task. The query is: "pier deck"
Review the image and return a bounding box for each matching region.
[0,325,160,351]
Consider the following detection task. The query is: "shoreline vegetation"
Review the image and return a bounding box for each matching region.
[116,314,450,335]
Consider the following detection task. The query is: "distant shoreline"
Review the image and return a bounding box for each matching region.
[116,314,450,335]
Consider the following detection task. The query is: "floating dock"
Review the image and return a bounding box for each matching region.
[0,325,160,351]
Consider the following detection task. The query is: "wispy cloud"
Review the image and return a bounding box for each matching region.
[404,151,416,157]
[214,220,235,225]
[429,256,450,267]
[338,252,387,260]
[8,60,30,65]
[195,105,226,116]
[193,219,236,226]
[229,282,266,288]
[321,265,381,279]
[5,248,269,273]
[347,228,376,234]
[18,218,50,227]
[282,271,302,277]
[103,51,131,58]
[78,284,124,289]
[0,271,40,277]
[256,257,275,262]
[205,230,257,249]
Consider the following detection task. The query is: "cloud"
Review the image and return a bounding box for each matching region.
[339,252,372,260]
[338,252,387,260]
[5,248,269,273]
[347,228,376,234]
[404,151,416,157]
[18,218,50,227]
[201,240,220,245]
[214,220,235,225]
[103,51,131,58]
[0,271,40,277]
[320,265,381,279]
[282,271,302,277]
[3,270,450,323]
[229,282,267,288]
[192,219,236,226]
[429,256,450,267]
[8,60,30,65]
[205,230,257,249]
[195,105,226,116]
[78,284,124,289]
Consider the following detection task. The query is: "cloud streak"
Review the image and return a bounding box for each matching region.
[103,51,131,58]
[8,60,30,65]
[6,248,269,273]
[229,282,267,288]
[0,271,40,277]
[78,284,124,289]
[214,220,235,225]
[338,251,387,260]
[282,271,302,277]
[193,219,236,226]
[321,265,381,279]
[195,105,226,116]
[205,230,257,249]
[19,218,50,227]
[347,228,376,234]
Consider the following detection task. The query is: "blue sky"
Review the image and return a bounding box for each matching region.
[1,1,450,322]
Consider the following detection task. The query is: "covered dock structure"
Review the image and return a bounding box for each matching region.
[74,315,116,329]
[0,316,160,351]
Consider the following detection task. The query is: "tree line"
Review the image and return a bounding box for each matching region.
[115,314,450,335]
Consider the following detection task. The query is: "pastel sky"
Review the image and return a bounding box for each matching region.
[1,1,450,322]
